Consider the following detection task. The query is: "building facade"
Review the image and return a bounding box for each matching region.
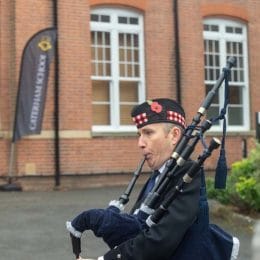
[0,0,259,190]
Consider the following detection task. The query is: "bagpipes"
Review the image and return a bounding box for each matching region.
[66,57,240,259]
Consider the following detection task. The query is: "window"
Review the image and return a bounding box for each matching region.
[203,18,249,131]
[90,8,145,132]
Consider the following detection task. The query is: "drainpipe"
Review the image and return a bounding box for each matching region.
[53,0,61,188]
[173,0,181,104]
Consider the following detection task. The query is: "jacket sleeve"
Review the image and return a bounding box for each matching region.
[103,166,201,260]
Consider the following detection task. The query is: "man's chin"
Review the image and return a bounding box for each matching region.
[146,161,155,170]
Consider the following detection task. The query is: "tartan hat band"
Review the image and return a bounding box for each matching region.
[131,98,186,129]
[132,111,185,128]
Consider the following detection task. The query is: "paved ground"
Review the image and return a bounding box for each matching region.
[0,185,258,260]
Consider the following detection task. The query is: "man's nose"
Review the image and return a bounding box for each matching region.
[138,135,146,148]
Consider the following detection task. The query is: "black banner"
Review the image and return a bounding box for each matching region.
[13,28,56,142]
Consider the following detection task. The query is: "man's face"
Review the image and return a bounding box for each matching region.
[137,123,181,171]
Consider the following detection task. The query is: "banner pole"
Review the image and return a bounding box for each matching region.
[0,46,22,191]
[0,142,22,191]
[7,142,15,183]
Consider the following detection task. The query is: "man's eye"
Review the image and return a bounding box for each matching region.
[144,130,153,136]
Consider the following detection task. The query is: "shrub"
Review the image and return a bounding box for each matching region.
[206,142,260,213]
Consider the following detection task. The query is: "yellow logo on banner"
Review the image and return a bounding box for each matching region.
[38,36,52,51]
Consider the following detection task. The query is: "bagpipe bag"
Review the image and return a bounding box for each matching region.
[69,206,146,249]
[170,169,239,260]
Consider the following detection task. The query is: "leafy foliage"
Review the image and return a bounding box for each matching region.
[206,142,260,213]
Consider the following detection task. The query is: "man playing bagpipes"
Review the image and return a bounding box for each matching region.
[66,55,239,260]
[67,98,203,260]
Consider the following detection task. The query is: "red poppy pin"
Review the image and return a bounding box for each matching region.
[148,100,162,113]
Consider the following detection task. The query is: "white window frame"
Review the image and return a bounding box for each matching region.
[90,7,145,133]
[203,18,249,132]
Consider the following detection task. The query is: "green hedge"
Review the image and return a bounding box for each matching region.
[206,142,260,213]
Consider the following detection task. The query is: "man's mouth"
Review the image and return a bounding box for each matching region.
[144,153,152,160]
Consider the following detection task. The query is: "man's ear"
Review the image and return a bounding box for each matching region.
[171,126,182,145]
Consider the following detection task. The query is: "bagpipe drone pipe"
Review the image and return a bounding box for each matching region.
[66,57,240,259]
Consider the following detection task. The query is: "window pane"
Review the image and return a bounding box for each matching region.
[126,34,131,46]
[97,47,103,60]
[105,62,111,76]
[226,26,233,33]
[105,48,110,60]
[134,50,139,62]
[211,25,219,32]
[119,34,124,47]
[119,48,125,62]
[91,31,95,44]
[120,81,138,102]
[134,34,139,46]
[130,17,138,25]
[92,81,109,101]
[101,15,110,23]
[238,57,244,68]
[120,81,138,125]
[239,70,244,81]
[118,16,127,24]
[228,107,243,125]
[229,85,243,105]
[135,65,140,77]
[92,81,110,125]
[91,14,98,21]
[127,49,132,61]
[235,27,242,34]
[127,65,133,77]
[93,105,110,125]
